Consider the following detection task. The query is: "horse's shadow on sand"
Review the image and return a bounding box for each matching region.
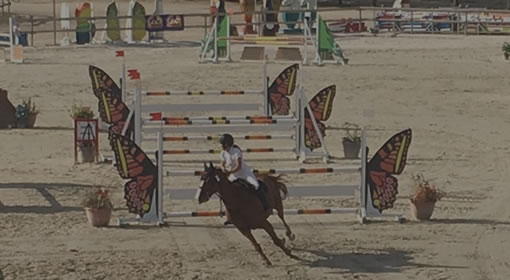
[292,247,467,273]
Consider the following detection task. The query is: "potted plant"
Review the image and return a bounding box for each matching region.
[15,97,39,128]
[70,104,95,120]
[70,105,96,163]
[81,187,113,227]
[342,122,361,159]
[503,42,510,60]
[409,173,446,221]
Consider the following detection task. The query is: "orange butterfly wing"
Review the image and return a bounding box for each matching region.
[110,133,157,216]
[305,85,336,121]
[367,129,412,212]
[304,85,336,150]
[304,118,326,151]
[89,65,121,99]
[268,64,299,115]
[97,89,134,139]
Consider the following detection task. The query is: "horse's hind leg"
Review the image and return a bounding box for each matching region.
[275,197,295,241]
[262,221,298,260]
[238,229,272,266]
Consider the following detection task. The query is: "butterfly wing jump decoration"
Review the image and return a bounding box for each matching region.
[89,65,122,98]
[110,132,158,217]
[89,65,134,138]
[268,64,299,116]
[97,88,134,138]
[366,129,412,213]
[304,85,336,151]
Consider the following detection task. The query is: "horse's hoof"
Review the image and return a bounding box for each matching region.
[265,260,272,266]
[288,233,296,241]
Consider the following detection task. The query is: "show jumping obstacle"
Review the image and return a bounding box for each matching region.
[125,62,291,117]
[118,128,404,226]
[131,84,330,163]
[111,68,409,227]
[199,14,347,65]
[119,62,330,163]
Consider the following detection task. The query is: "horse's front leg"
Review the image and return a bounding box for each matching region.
[238,228,272,265]
[261,220,299,260]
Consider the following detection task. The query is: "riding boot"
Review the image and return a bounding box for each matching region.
[255,186,270,214]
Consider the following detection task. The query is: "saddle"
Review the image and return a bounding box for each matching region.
[233,178,266,193]
[233,178,270,212]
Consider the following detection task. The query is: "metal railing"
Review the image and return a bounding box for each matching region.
[0,0,10,15]
[11,6,510,47]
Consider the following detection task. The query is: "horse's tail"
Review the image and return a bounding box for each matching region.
[265,174,288,200]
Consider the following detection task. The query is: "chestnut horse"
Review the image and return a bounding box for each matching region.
[197,162,297,265]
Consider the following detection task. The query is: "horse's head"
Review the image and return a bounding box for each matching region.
[196,162,224,204]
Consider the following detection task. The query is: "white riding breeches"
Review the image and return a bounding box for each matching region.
[228,172,260,190]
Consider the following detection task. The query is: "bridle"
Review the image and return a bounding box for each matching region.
[200,169,223,201]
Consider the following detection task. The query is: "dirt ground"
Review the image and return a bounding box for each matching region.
[1,0,510,279]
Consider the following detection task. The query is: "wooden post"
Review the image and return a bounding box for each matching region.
[477,11,480,35]
[259,1,266,36]
[464,11,468,35]
[53,0,57,45]
[204,15,207,38]
[431,11,435,34]
[30,16,34,47]
[392,12,395,32]
[410,10,414,34]
[358,7,362,32]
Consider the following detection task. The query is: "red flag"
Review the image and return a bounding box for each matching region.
[150,112,162,121]
[115,50,125,57]
[131,72,140,80]
[127,69,140,80]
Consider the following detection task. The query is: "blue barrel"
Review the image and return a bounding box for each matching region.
[17,32,28,46]
[282,12,300,30]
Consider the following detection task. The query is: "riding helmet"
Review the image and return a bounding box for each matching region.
[219,133,234,147]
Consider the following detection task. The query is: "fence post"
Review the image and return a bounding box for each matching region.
[464,11,468,35]
[359,128,367,223]
[203,15,207,38]
[431,11,435,34]
[410,10,414,34]
[30,16,34,47]
[358,7,362,32]
[477,11,480,35]
[53,0,57,45]
[260,4,264,37]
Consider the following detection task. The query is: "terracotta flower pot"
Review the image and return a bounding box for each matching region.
[78,144,96,163]
[342,139,361,159]
[85,207,112,227]
[27,112,38,128]
[409,199,436,221]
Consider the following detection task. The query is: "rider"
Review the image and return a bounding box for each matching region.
[219,133,270,223]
